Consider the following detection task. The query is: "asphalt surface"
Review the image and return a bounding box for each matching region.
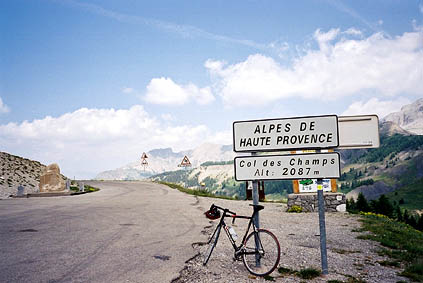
[0,181,207,283]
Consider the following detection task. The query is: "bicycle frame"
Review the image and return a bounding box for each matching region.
[212,205,261,257]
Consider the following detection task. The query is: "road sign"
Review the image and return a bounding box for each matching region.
[141,152,148,159]
[178,155,192,167]
[141,159,148,165]
[337,115,380,149]
[233,115,339,152]
[291,150,337,193]
[234,152,340,181]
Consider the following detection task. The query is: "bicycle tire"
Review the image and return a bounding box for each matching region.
[242,229,281,276]
[203,224,221,266]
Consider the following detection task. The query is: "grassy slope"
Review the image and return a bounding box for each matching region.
[358,213,423,282]
[339,134,423,207]
[387,178,423,211]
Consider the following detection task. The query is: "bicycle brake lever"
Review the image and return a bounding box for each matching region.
[232,215,236,225]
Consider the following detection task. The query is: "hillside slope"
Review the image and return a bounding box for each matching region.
[1,151,46,198]
[343,134,423,202]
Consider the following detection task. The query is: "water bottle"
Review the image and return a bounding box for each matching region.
[228,226,238,241]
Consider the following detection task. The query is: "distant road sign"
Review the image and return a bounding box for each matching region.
[178,155,192,167]
[141,152,148,159]
[233,115,339,152]
[234,152,340,181]
[337,115,380,149]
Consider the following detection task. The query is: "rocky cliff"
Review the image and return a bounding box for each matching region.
[383,98,423,135]
[0,151,46,198]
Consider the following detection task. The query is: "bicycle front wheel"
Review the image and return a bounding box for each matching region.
[242,229,281,276]
[203,224,221,266]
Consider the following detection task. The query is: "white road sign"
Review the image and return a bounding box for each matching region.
[234,152,340,181]
[233,115,339,152]
[337,115,380,149]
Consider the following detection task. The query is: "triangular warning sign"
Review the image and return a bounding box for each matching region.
[141,159,148,165]
[179,155,192,167]
[141,152,148,159]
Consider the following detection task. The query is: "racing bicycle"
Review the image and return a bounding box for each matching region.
[203,204,281,277]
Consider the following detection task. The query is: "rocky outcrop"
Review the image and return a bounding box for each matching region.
[0,152,68,198]
[383,98,423,135]
[379,121,413,136]
[0,152,46,198]
[39,163,66,192]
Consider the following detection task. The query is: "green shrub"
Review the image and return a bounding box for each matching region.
[287,205,303,213]
[277,267,295,275]
[297,268,320,279]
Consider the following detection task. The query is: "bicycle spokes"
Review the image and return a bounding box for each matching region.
[242,229,280,277]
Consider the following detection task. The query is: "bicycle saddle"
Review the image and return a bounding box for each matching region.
[249,204,264,211]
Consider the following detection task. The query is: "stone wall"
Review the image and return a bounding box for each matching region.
[287,193,346,212]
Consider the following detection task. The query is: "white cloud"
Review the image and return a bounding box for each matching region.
[341,97,411,118]
[343,28,362,37]
[206,29,423,106]
[144,77,215,105]
[0,97,10,113]
[0,105,228,178]
[161,113,174,122]
[122,87,134,94]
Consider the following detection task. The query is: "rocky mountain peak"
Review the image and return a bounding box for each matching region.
[383,98,423,135]
[148,148,181,159]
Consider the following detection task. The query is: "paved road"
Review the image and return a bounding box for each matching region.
[0,181,207,283]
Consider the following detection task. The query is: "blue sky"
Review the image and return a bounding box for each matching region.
[1,0,423,178]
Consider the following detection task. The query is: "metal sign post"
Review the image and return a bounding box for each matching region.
[316,148,328,275]
[317,182,328,275]
[251,152,261,267]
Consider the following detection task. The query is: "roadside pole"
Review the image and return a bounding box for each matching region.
[251,152,261,267]
[317,177,328,275]
[252,153,260,226]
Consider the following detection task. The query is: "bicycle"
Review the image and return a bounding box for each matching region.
[203,204,281,277]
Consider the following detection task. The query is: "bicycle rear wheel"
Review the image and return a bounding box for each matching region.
[242,229,281,276]
[203,224,221,265]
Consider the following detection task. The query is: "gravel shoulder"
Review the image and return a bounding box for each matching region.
[173,197,409,283]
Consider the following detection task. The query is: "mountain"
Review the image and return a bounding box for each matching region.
[379,121,413,136]
[95,143,236,180]
[342,98,423,202]
[97,98,423,208]
[383,98,423,135]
